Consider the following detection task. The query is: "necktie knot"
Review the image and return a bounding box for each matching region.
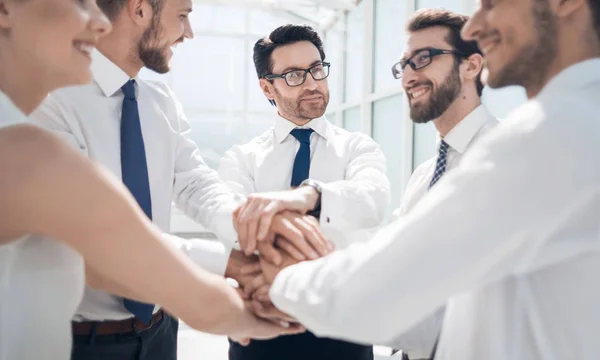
[290,128,314,144]
[429,140,451,189]
[121,79,136,100]
[439,139,450,154]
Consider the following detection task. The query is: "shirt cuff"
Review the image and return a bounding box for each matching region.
[317,181,343,231]
[163,234,232,276]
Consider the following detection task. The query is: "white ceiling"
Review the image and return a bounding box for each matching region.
[194,0,357,28]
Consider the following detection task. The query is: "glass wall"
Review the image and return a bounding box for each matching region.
[142,0,531,232]
[326,0,528,210]
[343,107,362,132]
[417,0,462,12]
[344,1,366,104]
[373,0,405,93]
[139,4,312,234]
[372,95,404,209]
[140,4,309,171]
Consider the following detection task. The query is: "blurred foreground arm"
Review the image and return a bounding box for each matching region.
[0,125,303,342]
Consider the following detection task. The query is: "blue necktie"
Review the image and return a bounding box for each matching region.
[428,141,450,360]
[429,140,450,189]
[120,79,154,324]
[290,128,314,187]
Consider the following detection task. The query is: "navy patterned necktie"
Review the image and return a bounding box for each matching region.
[429,140,450,189]
[120,79,154,324]
[290,128,314,187]
[428,139,451,359]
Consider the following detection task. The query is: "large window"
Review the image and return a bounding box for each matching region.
[412,121,437,170]
[325,26,344,113]
[344,1,365,104]
[140,0,533,234]
[190,5,246,34]
[171,36,246,113]
[139,4,310,171]
[373,0,406,93]
[343,106,362,132]
[372,94,405,209]
[416,0,463,11]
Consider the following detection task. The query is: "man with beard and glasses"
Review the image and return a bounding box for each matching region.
[247,1,600,360]
[28,0,318,359]
[384,9,498,360]
[218,24,390,360]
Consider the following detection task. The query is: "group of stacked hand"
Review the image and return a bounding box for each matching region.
[225,188,335,334]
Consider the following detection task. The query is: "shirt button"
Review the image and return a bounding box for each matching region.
[326,217,330,223]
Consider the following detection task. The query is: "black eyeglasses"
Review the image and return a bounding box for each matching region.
[391,48,468,79]
[264,62,331,87]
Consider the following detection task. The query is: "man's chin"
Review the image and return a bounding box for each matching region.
[146,61,170,74]
[410,108,435,124]
[300,112,326,120]
[299,106,326,119]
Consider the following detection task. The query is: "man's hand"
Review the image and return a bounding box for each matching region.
[234,187,320,252]
[234,208,333,263]
[258,244,302,284]
[249,299,298,324]
[229,303,305,346]
[225,249,260,287]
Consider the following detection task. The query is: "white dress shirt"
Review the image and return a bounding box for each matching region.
[395,105,499,218]
[30,50,241,321]
[270,58,600,360]
[386,105,498,359]
[218,114,391,249]
[0,91,84,360]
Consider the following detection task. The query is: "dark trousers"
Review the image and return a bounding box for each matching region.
[229,331,373,360]
[71,314,178,360]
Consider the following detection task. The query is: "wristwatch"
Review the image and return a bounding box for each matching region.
[299,178,322,217]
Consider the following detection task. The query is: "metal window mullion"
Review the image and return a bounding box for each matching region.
[401,0,417,194]
[336,9,347,127]
[361,0,374,135]
[242,8,251,141]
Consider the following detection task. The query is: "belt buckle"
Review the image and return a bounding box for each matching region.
[133,313,157,334]
[132,318,140,334]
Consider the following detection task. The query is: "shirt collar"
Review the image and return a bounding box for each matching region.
[537,58,600,100]
[91,49,135,97]
[0,89,27,123]
[438,105,498,154]
[274,113,330,144]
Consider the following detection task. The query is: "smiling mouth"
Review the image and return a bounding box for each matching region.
[73,40,95,58]
[408,87,431,100]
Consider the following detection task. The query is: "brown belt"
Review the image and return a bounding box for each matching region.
[72,309,164,336]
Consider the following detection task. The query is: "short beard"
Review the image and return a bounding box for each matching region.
[137,13,169,74]
[486,0,557,91]
[410,61,462,124]
[274,88,330,122]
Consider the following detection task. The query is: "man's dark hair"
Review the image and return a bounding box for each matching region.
[253,24,326,80]
[97,0,163,21]
[590,0,600,43]
[407,8,485,96]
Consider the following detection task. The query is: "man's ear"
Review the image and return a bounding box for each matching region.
[549,0,586,18]
[259,78,277,106]
[464,53,484,82]
[127,0,152,27]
